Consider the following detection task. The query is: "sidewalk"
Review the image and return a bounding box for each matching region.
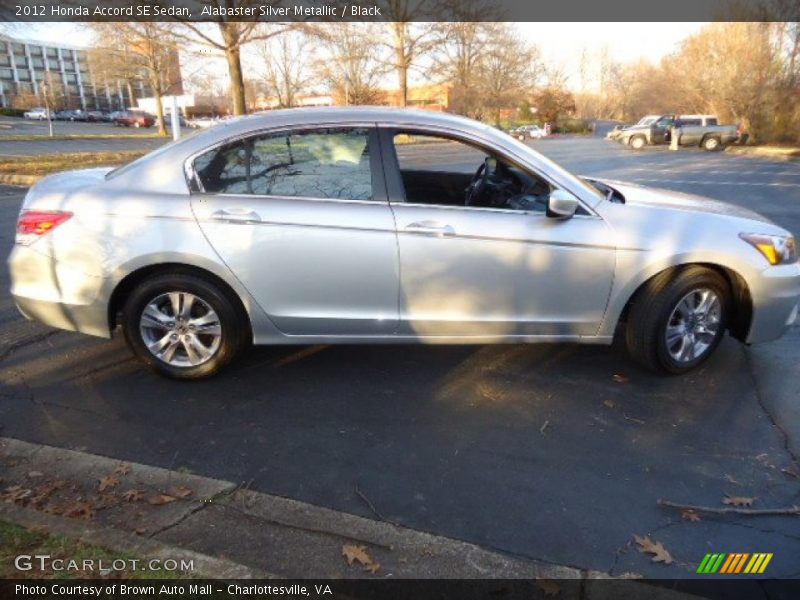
[0,437,701,598]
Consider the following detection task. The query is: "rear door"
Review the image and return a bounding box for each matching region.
[189,125,400,336]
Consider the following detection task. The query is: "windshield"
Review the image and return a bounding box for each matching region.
[636,116,658,126]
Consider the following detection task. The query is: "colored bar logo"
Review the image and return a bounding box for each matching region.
[697,553,772,574]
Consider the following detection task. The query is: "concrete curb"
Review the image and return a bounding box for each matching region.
[0,502,267,579]
[0,437,702,597]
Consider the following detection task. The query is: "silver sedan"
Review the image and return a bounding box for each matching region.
[8,108,800,379]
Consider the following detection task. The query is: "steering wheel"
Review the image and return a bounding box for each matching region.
[465,157,493,207]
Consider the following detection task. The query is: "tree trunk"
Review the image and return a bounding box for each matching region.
[397,62,408,108]
[220,23,247,116]
[150,73,167,136]
[126,80,136,108]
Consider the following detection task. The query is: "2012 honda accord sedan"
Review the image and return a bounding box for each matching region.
[8,108,800,379]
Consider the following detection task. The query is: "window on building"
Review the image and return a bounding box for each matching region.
[194,127,374,201]
[29,46,42,56]
[0,68,13,80]
[15,56,27,68]
[45,47,57,57]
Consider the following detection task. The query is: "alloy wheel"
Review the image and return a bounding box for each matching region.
[139,292,222,367]
[664,288,722,363]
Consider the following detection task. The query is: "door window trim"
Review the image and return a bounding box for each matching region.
[184,124,389,205]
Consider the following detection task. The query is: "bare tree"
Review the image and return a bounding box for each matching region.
[311,23,388,105]
[88,23,179,135]
[380,0,439,107]
[172,6,289,116]
[257,32,314,108]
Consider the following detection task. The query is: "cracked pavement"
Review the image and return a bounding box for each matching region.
[1,136,799,578]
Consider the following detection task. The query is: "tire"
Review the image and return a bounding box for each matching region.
[629,135,646,150]
[625,266,730,374]
[703,136,721,151]
[121,273,248,380]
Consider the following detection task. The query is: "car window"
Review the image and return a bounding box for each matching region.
[706,118,718,126]
[391,131,555,212]
[194,127,373,201]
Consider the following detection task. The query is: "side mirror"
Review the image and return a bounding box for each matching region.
[546,189,579,219]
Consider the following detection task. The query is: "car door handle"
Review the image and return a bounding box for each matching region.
[404,221,455,237]
[209,209,262,224]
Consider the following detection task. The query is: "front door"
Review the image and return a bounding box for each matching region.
[381,129,616,338]
[189,126,399,336]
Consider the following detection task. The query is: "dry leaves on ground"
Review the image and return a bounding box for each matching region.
[121,489,146,502]
[722,496,755,507]
[97,475,120,492]
[342,544,380,574]
[114,464,132,476]
[633,535,674,564]
[681,509,701,522]
[62,500,95,520]
[167,485,193,499]
[612,374,629,383]
[147,494,177,506]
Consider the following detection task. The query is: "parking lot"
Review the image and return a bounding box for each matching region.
[1,135,799,578]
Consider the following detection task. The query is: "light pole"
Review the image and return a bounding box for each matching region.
[41,80,54,138]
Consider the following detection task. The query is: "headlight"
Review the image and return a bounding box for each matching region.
[740,233,797,265]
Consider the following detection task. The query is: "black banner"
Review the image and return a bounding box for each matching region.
[3,579,800,600]
[0,0,797,23]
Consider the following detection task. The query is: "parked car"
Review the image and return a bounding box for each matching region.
[187,116,221,129]
[8,108,799,379]
[510,124,546,140]
[619,114,739,150]
[114,110,155,128]
[23,107,49,120]
[605,124,630,140]
[85,110,108,122]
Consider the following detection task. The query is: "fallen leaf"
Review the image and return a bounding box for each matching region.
[98,475,120,492]
[135,527,147,535]
[612,374,629,383]
[603,400,616,408]
[63,501,95,520]
[147,494,177,506]
[121,489,145,502]
[27,471,44,479]
[535,578,560,597]
[633,535,674,564]
[724,474,742,486]
[167,485,193,499]
[1,485,32,503]
[342,544,375,568]
[781,465,800,480]
[681,509,701,522]
[722,496,755,507]
[363,561,381,574]
[114,464,132,476]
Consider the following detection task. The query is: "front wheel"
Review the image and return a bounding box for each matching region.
[629,135,646,150]
[625,267,730,374]
[121,273,247,379]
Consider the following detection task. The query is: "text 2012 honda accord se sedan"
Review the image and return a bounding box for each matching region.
[8,108,800,379]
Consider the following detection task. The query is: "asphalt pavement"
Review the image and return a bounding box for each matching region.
[1,137,799,580]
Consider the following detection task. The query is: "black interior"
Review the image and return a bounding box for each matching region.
[397,159,552,212]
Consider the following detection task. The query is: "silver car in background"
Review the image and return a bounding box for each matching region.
[8,108,800,379]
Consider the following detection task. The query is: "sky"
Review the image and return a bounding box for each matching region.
[10,22,709,93]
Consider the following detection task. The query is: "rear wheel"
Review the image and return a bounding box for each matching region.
[122,273,247,379]
[703,136,721,151]
[625,267,730,374]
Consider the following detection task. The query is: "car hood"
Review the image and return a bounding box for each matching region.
[601,179,776,225]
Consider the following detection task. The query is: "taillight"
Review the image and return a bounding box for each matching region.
[16,210,73,246]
